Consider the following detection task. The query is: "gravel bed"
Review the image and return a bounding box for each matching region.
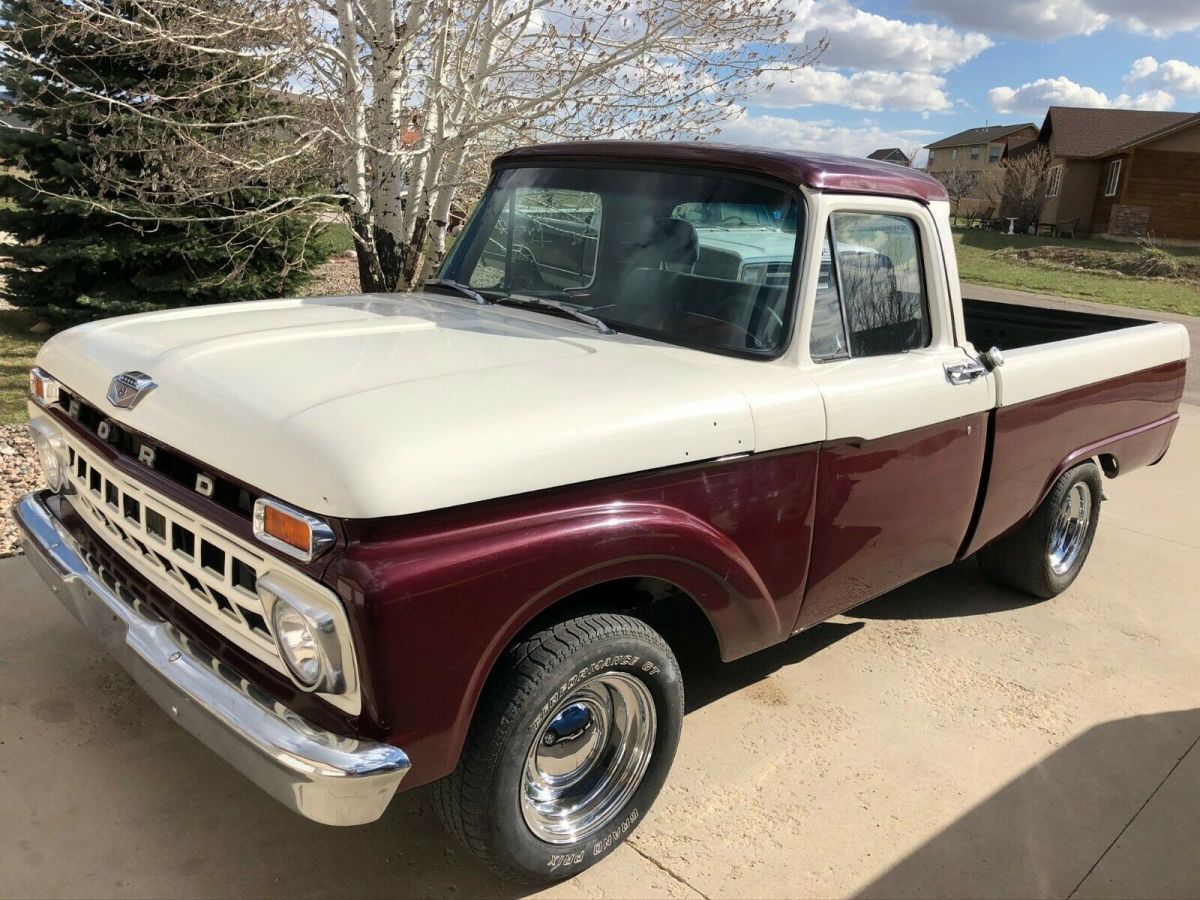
[0,423,42,559]
[302,255,364,297]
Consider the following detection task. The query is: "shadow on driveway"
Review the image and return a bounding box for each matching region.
[855,708,1200,899]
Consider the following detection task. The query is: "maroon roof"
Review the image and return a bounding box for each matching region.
[495,141,949,204]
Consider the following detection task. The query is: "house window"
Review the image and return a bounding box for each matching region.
[989,145,1002,162]
[951,148,958,160]
[970,146,981,160]
[1104,159,1122,197]
[1047,164,1063,198]
[927,149,936,164]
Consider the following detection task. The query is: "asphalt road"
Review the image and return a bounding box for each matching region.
[1,411,1198,899]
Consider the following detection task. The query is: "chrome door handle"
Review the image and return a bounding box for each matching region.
[944,360,986,385]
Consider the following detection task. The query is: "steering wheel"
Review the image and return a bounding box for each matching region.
[709,300,785,350]
[678,312,767,351]
[507,245,545,291]
[721,216,748,227]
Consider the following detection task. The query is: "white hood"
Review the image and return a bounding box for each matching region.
[38,293,756,519]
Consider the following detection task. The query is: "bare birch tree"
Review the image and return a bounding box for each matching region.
[979,145,1052,231]
[3,0,823,295]
[931,163,979,222]
[313,0,825,291]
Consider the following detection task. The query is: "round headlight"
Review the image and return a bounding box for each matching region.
[29,420,66,492]
[272,599,327,689]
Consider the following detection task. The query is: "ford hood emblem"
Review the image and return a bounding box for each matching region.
[106,371,157,409]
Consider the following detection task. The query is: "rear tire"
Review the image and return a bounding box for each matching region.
[977,461,1102,598]
[432,613,683,884]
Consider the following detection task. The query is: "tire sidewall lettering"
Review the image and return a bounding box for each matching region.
[536,654,645,724]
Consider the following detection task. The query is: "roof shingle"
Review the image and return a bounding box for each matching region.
[925,123,1035,150]
[1042,106,1194,158]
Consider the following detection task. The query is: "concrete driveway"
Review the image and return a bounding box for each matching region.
[1,410,1198,899]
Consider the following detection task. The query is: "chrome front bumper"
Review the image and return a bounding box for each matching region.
[13,490,410,826]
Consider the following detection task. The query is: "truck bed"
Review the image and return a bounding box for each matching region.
[956,295,1187,558]
[962,297,1150,351]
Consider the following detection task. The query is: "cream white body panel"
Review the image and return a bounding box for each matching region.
[36,189,1188,523]
[799,193,994,440]
[990,322,1190,407]
[37,293,826,519]
[810,348,990,440]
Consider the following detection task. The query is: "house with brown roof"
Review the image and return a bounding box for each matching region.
[923,123,1039,213]
[1034,106,1200,241]
[866,147,912,166]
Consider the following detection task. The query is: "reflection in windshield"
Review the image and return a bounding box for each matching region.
[437,166,805,357]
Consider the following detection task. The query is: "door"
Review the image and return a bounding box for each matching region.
[796,205,993,630]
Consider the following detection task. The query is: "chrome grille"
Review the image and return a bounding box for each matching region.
[764,262,791,287]
[73,542,305,716]
[60,435,360,715]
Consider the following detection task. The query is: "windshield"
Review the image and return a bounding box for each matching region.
[437,165,805,356]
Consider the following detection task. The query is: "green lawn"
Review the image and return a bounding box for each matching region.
[312,221,356,256]
[0,307,42,425]
[953,228,1200,318]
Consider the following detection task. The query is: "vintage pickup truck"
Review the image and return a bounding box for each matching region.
[16,141,1189,883]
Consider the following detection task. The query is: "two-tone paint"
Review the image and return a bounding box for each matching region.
[24,142,1191,802]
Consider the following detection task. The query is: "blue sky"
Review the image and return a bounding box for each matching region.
[714,0,1200,164]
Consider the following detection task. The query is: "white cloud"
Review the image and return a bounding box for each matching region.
[787,0,992,72]
[760,67,953,112]
[912,0,1107,40]
[709,111,937,165]
[1126,56,1161,84]
[988,76,1176,114]
[1124,56,1200,96]
[1089,0,1200,36]
[912,0,1200,39]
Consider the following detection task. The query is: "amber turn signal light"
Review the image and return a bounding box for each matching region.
[252,498,336,562]
[29,367,60,407]
[264,504,311,552]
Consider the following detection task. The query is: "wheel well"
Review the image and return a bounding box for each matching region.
[514,577,722,670]
[1098,452,1120,478]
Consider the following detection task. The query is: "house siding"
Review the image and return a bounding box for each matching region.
[1105,148,1200,240]
[925,125,1039,214]
[1092,154,1130,235]
[1039,153,1101,230]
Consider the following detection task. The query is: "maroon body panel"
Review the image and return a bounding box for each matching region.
[797,413,989,630]
[325,448,820,788]
[962,360,1186,557]
[496,141,949,204]
[37,358,1185,789]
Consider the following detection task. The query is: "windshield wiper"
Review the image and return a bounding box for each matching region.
[423,278,490,305]
[497,294,615,335]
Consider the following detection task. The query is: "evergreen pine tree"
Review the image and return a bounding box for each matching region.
[0,0,329,321]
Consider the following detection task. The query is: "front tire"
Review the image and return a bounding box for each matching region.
[432,614,683,884]
[977,461,1102,598]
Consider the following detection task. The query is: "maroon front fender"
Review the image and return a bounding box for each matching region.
[326,448,819,787]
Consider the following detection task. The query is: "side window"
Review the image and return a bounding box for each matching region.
[809,230,848,360]
[467,188,602,291]
[821,212,931,358]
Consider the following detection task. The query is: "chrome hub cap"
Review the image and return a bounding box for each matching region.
[521,672,656,844]
[1049,482,1091,575]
